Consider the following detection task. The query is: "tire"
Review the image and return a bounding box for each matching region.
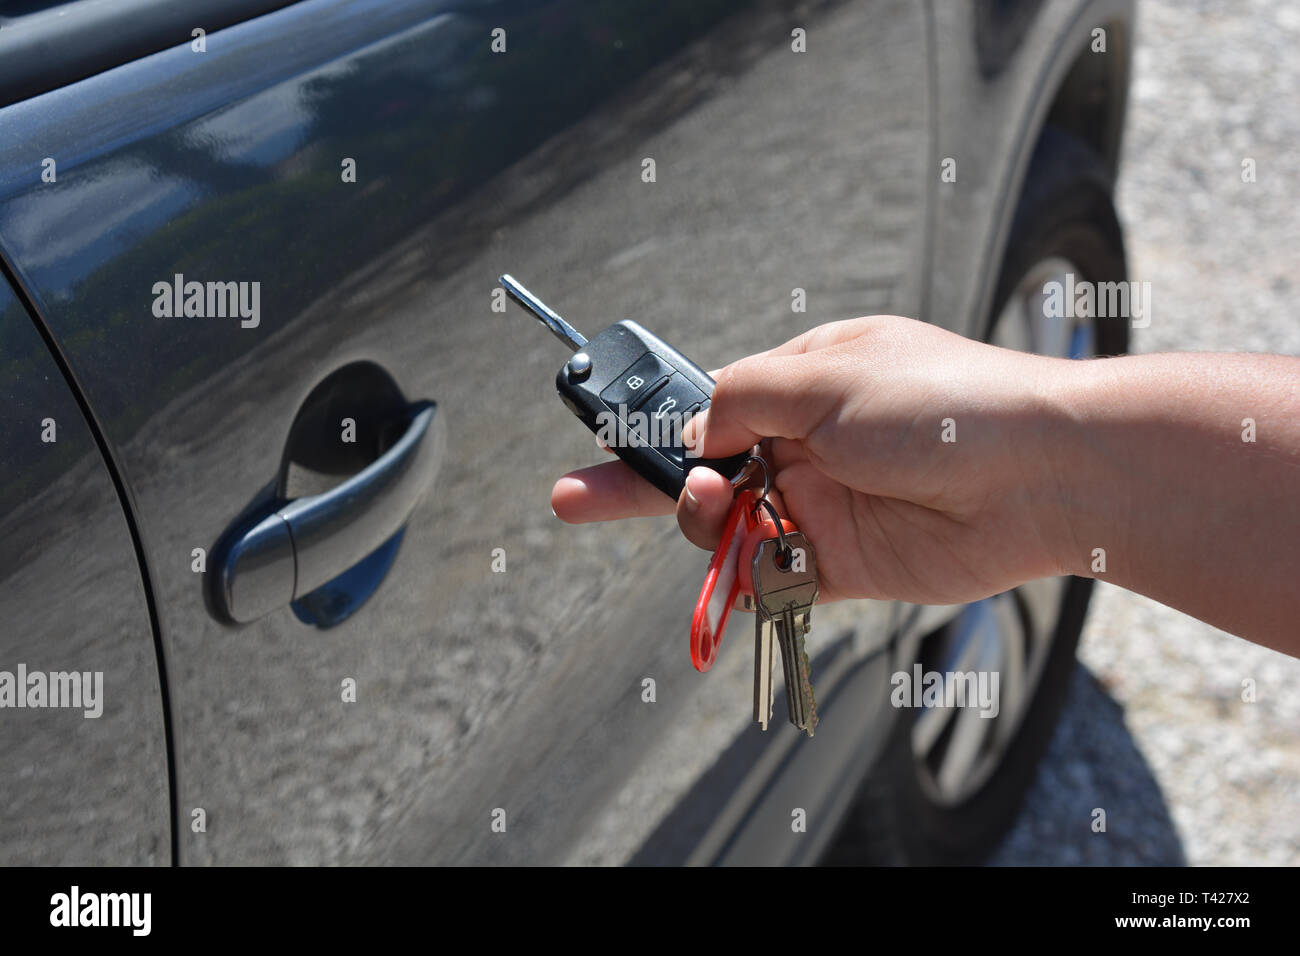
[823,126,1129,866]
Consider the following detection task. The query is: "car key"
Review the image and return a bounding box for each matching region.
[741,510,820,736]
[500,275,750,500]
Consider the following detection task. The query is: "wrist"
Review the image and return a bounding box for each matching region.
[1032,354,1124,580]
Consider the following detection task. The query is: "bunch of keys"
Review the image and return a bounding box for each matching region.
[690,458,820,737]
[500,277,819,736]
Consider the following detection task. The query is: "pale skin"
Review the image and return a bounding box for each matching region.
[551,316,1300,657]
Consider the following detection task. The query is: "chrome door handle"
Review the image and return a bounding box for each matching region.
[216,400,443,623]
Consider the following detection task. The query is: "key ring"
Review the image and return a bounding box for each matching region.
[754,497,792,566]
[728,455,790,562]
[729,454,771,500]
[726,453,792,564]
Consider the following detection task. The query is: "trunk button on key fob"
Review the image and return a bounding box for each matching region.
[642,375,707,417]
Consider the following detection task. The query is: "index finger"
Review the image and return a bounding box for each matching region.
[551,460,676,523]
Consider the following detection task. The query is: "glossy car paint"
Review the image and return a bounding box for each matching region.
[0,279,170,864]
[0,0,1130,863]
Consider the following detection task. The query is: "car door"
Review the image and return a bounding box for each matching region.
[0,276,170,864]
[0,0,931,863]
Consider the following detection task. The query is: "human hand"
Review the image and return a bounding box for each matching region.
[552,316,1079,605]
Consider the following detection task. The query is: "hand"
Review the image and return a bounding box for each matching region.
[552,316,1079,605]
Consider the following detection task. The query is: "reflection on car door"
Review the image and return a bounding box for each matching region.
[0,279,170,863]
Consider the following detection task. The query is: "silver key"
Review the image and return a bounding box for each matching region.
[753,616,776,730]
[751,531,819,736]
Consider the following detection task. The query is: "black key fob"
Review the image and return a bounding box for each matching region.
[502,276,749,499]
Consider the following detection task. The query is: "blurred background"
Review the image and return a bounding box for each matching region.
[991,0,1300,865]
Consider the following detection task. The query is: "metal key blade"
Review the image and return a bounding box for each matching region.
[775,607,819,735]
[753,616,776,730]
[751,531,820,737]
[498,275,588,351]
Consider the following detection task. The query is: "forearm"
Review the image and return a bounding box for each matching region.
[1045,351,1300,653]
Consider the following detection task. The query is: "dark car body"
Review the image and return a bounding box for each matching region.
[0,0,1132,864]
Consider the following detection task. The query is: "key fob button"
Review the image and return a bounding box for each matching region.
[600,353,674,412]
[661,402,704,464]
[640,374,707,418]
[636,376,708,458]
[627,377,705,452]
[565,352,593,382]
[627,375,671,412]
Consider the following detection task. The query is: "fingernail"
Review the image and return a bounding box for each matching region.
[683,470,703,512]
[550,505,558,518]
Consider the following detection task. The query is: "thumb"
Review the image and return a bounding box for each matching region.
[685,350,834,458]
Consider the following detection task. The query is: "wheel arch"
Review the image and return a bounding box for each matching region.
[966,0,1135,338]
[1042,11,1133,182]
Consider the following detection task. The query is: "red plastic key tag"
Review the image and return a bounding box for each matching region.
[689,489,759,672]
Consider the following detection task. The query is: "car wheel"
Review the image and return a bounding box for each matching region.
[823,126,1129,865]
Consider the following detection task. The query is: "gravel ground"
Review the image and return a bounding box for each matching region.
[991,0,1300,866]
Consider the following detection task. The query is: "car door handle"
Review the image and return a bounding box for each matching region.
[216,400,443,623]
